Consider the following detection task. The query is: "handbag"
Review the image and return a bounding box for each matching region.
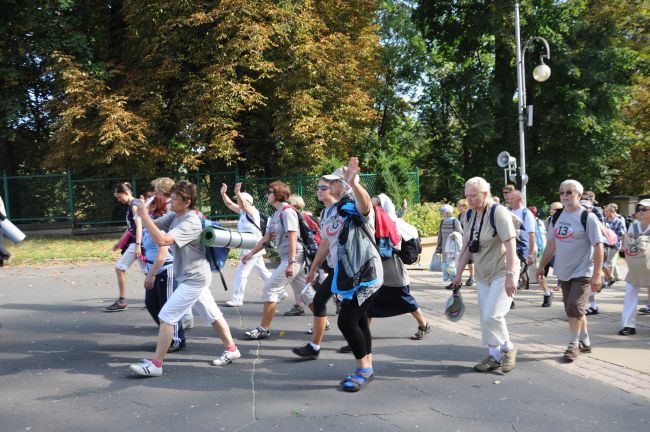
[429,253,442,272]
[445,287,465,322]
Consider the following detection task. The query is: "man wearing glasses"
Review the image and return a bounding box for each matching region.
[537,180,604,362]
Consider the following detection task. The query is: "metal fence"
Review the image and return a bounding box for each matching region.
[2,170,420,227]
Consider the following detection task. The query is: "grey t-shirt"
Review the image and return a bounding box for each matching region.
[548,208,604,280]
[268,205,304,261]
[382,254,410,287]
[155,211,211,286]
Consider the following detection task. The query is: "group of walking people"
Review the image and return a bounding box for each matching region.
[106,161,649,390]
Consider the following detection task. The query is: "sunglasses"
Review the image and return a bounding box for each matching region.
[637,207,649,213]
[558,190,575,196]
[315,185,330,191]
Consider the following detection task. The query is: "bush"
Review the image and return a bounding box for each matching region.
[403,202,449,237]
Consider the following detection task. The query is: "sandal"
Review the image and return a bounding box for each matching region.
[410,323,432,340]
[341,369,374,392]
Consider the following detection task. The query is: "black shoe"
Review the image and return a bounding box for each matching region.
[292,343,320,360]
[618,327,636,336]
[167,342,186,353]
[585,307,599,316]
[541,292,553,308]
[465,277,475,286]
[510,300,515,309]
[337,345,352,354]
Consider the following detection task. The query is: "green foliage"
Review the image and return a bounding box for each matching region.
[403,202,447,237]
[372,150,417,207]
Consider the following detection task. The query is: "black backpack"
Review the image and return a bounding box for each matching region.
[398,236,422,265]
[550,208,588,231]
[245,211,269,235]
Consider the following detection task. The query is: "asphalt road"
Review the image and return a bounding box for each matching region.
[0,262,648,432]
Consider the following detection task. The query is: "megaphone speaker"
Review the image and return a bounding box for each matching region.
[497,151,514,168]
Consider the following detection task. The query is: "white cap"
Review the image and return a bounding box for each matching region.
[238,192,254,205]
[439,204,453,214]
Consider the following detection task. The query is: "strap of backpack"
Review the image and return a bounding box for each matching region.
[489,203,499,237]
[245,212,262,232]
[358,219,381,254]
[580,209,588,231]
[551,208,563,227]
[633,221,641,236]
[218,268,228,291]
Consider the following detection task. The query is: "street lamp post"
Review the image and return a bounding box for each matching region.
[514,2,551,206]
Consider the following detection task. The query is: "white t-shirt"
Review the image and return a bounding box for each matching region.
[268,205,304,261]
[237,207,265,256]
[320,200,376,270]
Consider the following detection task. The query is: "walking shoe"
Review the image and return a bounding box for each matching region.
[181,316,194,330]
[618,327,636,336]
[284,305,305,316]
[292,343,320,360]
[337,345,352,354]
[578,341,592,353]
[245,326,270,340]
[105,300,128,312]
[638,306,650,314]
[563,345,579,362]
[474,355,501,372]
[279,290,289,302]
[585,306,599,316]
[212,348,241,366]
[129,359,162,377]
[410,323,432,340]
[501,348,517,373]
[465,277,475,287]
[225,300,243,307]
[541,292,553,308]
[306,322,330,334]
[167,342,186,353]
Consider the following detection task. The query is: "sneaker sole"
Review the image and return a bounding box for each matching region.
[105,308,127,312]
[291,348,319,360]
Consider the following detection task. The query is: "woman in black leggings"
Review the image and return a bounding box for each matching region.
[292,158,382,392]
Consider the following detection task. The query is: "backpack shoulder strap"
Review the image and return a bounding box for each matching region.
[551,208,564,227]
[632,221,641,235]
[245,212,262,232]
[489,203,499,237]
[580,209,588,231]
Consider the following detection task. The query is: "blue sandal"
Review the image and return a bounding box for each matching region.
[341,368,374,392]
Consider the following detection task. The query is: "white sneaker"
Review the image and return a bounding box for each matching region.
[212,349,241,366]
[279,290,289,302]
[225,300,243,307]
[129,359,162,377]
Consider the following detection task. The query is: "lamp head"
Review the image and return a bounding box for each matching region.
[533,61,551,82]
[497,151,516,168]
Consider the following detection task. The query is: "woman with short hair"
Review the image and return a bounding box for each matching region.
[242,181,306,340]
[452,177,519,373]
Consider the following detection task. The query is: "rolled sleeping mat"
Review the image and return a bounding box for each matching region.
[1,218,26,244]
[201,226,259,250]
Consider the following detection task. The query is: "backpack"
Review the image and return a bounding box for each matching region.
[551,208,588,231]
[396,217,421,265]
[623,222,649,260]
[198,218,230,290]
[372,204,401,259]
[303,213,322,246]
[280,205,320,262]
[245,211,268,236]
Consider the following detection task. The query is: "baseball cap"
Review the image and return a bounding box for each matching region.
[637,199,650,208]
[445,288,465,322]
[238,192,254,205]
[439,204,453,213]
[322,167,345,182]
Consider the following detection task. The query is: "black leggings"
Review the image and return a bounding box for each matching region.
[312,271,334,317]
[337,290,380,360]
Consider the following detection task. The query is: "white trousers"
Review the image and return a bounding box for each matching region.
[622,283,640,328]
[230,254,272,304]
[159,276,223,325]
[262,259,306,303]
[476,275,512,346]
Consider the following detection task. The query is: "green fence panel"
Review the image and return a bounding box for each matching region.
[1,170,420,227]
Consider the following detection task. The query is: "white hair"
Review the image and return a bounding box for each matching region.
[560,179,584,195]
[465,177,492,196]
